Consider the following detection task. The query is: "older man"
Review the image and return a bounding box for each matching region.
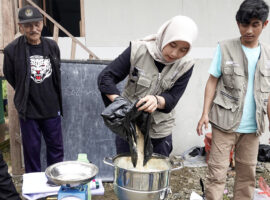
[3,5,63,173]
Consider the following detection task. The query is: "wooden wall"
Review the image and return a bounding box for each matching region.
[1,0,23,175]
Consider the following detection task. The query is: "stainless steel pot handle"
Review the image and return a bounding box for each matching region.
[160,187,172,200]
[170,160,184,171]
[103,157,115,167]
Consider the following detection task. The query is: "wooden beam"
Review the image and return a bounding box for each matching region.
[71,40,76,60]
[80,0,85,37]
[19,0,23,8]
[43,0,46,26]
[0,0,3,76]
[53,25,59,43]
[13,0,19,34]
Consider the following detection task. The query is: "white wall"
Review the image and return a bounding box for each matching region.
[81,0,270,155]
[85,0,270,48]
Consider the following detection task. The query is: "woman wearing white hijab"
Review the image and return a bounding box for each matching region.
[98,15,198,156]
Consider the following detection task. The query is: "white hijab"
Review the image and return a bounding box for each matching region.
[142,15,198,65]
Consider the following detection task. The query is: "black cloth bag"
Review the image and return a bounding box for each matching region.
[101,96,153,166]
[258,144,270,162]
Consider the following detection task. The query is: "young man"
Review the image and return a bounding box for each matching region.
[197,0,269,199]
[3,5,64,173]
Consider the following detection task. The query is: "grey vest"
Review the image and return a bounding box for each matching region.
[122,40,195,138]
[209,38,270,135]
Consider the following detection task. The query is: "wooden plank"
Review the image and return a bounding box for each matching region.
[80,0,85,37]
[25,0,99,60]
[19,0,23,8]
[43,0,46,26]
[2,0,24,175]
[53,25,59,43]
[71,40,76,60]
[0,0,3,76]
[13,0,19,34]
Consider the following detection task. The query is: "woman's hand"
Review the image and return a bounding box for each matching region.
[136,95,159,113]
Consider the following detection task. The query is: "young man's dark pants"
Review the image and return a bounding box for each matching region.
[19,116,64,173]
[0,151,21,200]
[115,134,173,157]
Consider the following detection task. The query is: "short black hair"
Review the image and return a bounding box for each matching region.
[236,0,269,24]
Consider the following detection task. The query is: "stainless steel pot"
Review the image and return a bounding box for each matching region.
[104,153,183,200]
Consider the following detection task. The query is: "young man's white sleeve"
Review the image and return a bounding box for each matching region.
[208,44,222,78]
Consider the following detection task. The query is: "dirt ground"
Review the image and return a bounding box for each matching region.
[90,161,270,200]
[8,150,270,200]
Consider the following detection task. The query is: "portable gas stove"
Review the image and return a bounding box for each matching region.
[58,184,88,200]
[45,161,98,200]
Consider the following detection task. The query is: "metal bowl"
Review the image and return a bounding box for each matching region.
[45,161,99,186]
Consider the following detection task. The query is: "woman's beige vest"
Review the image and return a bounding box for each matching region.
[209,38,270,135]
[122,41,195,138]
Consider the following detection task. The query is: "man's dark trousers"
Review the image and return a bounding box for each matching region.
[19,116,64,173]
[0,152,21,200]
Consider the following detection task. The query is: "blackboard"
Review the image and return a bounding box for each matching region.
[41,60,124,181]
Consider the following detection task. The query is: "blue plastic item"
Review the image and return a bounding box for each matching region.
[58,184,88,200]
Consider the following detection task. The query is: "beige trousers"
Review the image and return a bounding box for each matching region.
[205,127,259,200]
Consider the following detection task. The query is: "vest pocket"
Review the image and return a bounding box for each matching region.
[222,65,244,90]
[263,98,268,114]
[135,75,152,97]
[222,66,234,88]
[233,67,245,90]
[260,67,270,92]
[152,111,174,135]
[260,68,270,115]
[209,90,239,130]
[124,78,137,97]
[260,91,270,115]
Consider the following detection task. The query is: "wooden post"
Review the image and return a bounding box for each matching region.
[2,0,24,175]
[71,40,76,60]
[42,0,46,26]
[80,0,85,37]
[18,0,23,8]
[0,0,5,143]
[13,0,19,34]
[0,0,3,76]
[53,24,59,43]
